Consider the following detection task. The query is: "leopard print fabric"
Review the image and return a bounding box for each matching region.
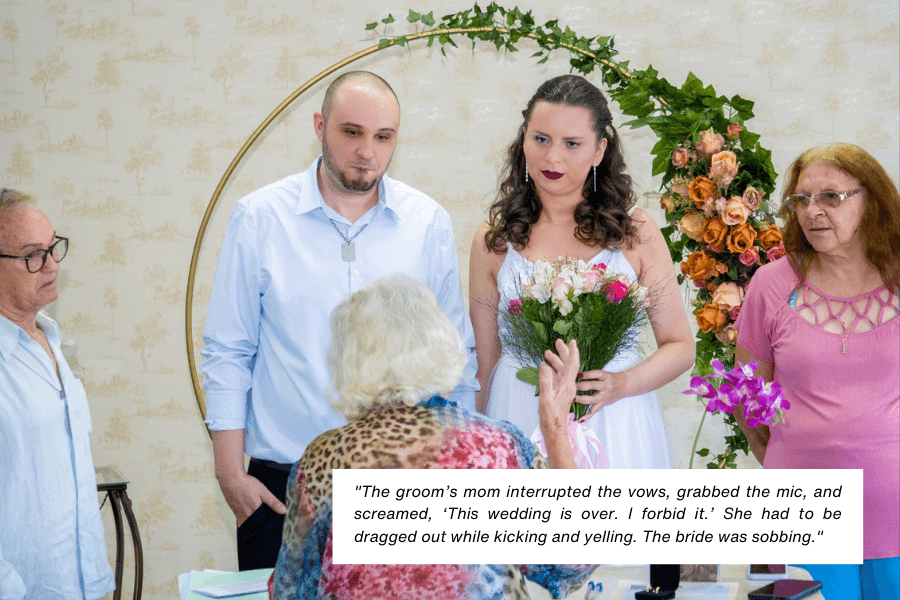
[271,396,590,600]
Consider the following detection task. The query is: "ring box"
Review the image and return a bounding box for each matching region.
[634,564,680,599]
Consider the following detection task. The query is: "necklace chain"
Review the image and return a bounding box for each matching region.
[327,217,368,262]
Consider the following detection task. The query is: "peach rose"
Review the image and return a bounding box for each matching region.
[681,250,719,281]
[679,211,705,241]
[701,216,728,249]
[709,151,739,187]
[711,282,744,310]
[672,147,690,168]
[726,222,758,254]
[671,177,691,199]
[660,192,676,214]
[742,185,764,211]
[723,196,752,225]
[757,224,784,251]
[688,176,717,210]
[697,128,725,156]
[716,324,738,345]
[726,123,744,139]
[697,304,728,333]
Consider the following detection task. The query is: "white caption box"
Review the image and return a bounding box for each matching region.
[332,468,861,565]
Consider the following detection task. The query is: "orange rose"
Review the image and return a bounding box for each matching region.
[757,224,784,251]
[697,304,728,332]
[701,216,728,249]
[679,211,705,241]
[726,123,744,139]
[688,176,717,210]
[681,250,719,281]
[711,282,744,310]
[726,222,758,254]
[722,197,751,225]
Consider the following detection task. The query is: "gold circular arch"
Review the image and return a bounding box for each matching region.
[186,27,611,425]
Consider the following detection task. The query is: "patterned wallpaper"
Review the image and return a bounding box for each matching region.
[1,0,897,596]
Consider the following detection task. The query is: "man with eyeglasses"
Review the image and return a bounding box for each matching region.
[0,188,115,600]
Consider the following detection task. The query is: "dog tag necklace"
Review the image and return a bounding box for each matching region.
[327,217,368,262]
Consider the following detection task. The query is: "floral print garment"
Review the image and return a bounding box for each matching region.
[270,396,595,600]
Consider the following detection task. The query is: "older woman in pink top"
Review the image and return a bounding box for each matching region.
[735,143,899,600]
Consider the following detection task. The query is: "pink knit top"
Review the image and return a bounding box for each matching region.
[736,257,899,559]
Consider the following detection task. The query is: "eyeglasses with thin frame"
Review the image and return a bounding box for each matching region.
[0,236,69,273]
[783,189,861,211]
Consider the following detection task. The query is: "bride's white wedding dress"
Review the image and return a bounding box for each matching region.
[485,244,675,469]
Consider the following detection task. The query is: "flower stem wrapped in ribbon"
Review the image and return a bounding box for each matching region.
[683,360,790,428]
[501,257,650,421]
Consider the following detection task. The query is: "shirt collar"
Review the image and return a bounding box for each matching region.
[0,312,58,361]
[416,395,457,409]
[295,156,407,222]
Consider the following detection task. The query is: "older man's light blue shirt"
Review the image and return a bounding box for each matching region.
[201,157,478,463]
[0,313,115,600]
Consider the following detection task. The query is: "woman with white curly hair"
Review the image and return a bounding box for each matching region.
[269,274,594,600]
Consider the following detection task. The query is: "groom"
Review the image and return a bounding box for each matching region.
[201,71,478,569]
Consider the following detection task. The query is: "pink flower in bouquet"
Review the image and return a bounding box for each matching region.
[581,269,602,293]
[551,277,574,315]
[672,147,690,168]
[766,245,786,262]
[709,151,739,188]
[729,306,741,321]
[593,262,607,271]
[723,197,752,226]
[711,282,743,311]
[697,128,725,156]
[603,280,629,304]
[509,298,523,315]
[739,246,760,266]
[742,185,764,211]
[726,123,744,139]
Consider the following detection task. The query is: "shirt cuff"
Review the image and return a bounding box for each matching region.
[203,391,248,430]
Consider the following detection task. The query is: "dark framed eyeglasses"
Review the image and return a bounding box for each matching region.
[783,189,861,211]
[0,236,69,273]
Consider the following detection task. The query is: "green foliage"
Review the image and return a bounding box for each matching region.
[365,2,778,468]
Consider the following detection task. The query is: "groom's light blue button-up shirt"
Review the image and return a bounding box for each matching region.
[201,157,478,463]
[0,313,114,600]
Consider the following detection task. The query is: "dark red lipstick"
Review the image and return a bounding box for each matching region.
[542,170,563,180]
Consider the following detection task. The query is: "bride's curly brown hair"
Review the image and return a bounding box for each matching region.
[485,74,637,254]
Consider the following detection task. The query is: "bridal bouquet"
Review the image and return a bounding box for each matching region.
[501,257,650,468]
[683,360,790,428]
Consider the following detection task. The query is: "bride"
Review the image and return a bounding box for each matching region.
[469,74,695,469]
